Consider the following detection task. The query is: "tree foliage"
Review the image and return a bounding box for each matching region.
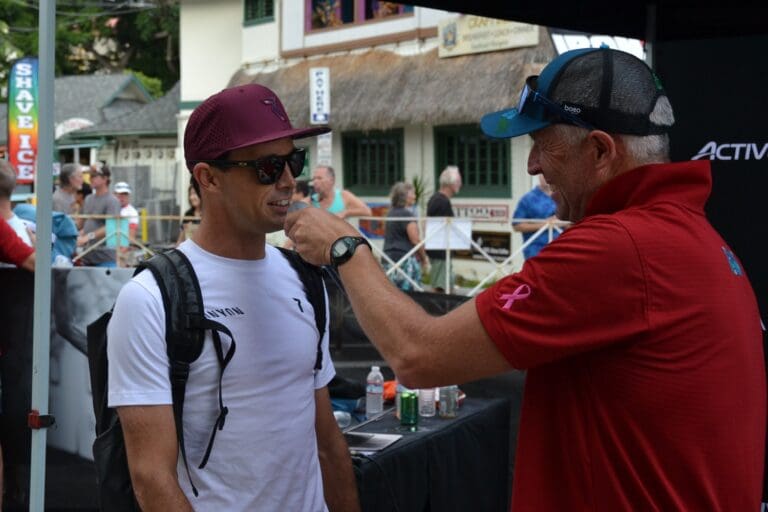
[0,0,179,98]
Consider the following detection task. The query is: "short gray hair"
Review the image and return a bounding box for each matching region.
[59,163,80,186]
[439,166,461,187]
[389,181,413,208]
[316,165,336,181]
[551,122,670,165]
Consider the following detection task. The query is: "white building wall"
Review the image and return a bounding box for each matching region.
[281,3,455,55]
[180,0,243,105]
[242,6,280,64]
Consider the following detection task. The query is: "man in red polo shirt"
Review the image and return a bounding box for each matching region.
[287,48,765,511]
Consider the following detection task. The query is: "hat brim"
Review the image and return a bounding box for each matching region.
[480,108,550,139]
[226,126,332,154]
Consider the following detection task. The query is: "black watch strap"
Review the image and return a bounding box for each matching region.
[330,236,371,267]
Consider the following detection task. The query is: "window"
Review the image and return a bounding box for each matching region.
[306,1,413,32]
[434,124,511,198]
[245,0,274,25]
[342,129,404,195]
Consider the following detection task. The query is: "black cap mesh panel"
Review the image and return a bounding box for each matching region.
[549,49,673,134]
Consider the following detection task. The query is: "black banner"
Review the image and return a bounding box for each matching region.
[656,35,768,504]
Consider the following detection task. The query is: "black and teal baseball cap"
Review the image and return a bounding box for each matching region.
[480,47,673,139]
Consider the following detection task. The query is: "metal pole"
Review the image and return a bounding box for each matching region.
[30,1,55,510]
[645,3,657,68]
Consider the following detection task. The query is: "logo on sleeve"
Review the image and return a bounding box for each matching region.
[499,284,531,310]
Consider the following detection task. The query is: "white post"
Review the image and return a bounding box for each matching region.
[30,1,56,510]
[445,218,452,294]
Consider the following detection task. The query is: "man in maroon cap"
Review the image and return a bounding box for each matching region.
[107,84,360,511]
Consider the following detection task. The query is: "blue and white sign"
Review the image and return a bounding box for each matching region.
[309,67,330,125]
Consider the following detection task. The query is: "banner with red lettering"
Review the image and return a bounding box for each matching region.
[7,57,39,184]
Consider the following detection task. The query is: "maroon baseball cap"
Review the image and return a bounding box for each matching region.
[184,84,330,170]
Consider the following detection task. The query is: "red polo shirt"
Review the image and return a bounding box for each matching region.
[476,161,765,511]
[0,216,33,267]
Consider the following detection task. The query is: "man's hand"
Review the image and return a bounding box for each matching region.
[285,207,360,266]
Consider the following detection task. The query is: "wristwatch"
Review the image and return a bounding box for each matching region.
[87,231,96,241]
[330,236,371,267]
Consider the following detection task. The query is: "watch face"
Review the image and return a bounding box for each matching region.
[331,239,349,258]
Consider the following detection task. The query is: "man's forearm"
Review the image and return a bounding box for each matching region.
[512,221,545,233]
[336,248,434,383]
[318,428,360,512]
[133,472,193,512]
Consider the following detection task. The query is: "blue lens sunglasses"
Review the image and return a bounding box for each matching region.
[518,76,596,131]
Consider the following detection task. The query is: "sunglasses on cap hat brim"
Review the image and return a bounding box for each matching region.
[190,148,306,185]
[516,76,596,131]
[481,76,596,138]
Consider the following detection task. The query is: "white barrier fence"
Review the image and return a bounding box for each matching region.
[360,216,569,296]
[68,213,568,296]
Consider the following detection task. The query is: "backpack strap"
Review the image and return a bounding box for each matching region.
[137,249,236,496]
[277,248,327,371]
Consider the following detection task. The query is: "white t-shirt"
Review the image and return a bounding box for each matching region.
[107,241,334,511]
[120,204,139,227]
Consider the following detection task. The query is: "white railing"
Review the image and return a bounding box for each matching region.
[358,215,569,297]
[68,213,567,296]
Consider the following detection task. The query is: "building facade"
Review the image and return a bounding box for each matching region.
[179,0,557,277]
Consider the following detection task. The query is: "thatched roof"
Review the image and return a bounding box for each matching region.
[229,32,555,132]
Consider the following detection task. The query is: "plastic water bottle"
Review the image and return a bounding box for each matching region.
[365,366,384,418]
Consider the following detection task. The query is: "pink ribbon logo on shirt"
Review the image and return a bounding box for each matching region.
[499,285,531,310]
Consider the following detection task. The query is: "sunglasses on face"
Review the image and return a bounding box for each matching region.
[517,76,596,131]
[198,148,306,185]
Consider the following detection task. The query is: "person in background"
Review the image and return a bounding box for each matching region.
[76,164,121,267]
[113,181,139,267]
[52,163,84,215]
[281,180,312,249]
[382,181,427,291]
[0,161,33,247]
[512,174,562,260]
[292,179,311,205]
[0,214,35,509]
[286,48,765,511]
[74,181,92,215]
[426,165,461,293]
[311,165,372,219]
[0,216,34,271]
[113,181,139,242]
[175,183,201,246]
[108,83,359,511]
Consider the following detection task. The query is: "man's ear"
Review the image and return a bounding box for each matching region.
[192,163,217,192]
[586,130,618,172]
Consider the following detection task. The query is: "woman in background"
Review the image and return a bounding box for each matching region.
[176,184,201,245]
[382,182,428,291]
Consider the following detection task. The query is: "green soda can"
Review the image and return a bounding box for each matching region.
[400,390,418,428]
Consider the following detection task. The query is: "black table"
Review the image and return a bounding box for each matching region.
[351,397,512,512]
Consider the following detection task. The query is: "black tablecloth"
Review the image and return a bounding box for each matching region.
[352,397,512,512]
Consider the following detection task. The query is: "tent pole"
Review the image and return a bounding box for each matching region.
[645,3,657,68]
[29,1,56,510]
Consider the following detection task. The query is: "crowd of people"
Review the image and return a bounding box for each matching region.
[4,148,560,281]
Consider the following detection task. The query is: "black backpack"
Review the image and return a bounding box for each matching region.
[86,247,327,511]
